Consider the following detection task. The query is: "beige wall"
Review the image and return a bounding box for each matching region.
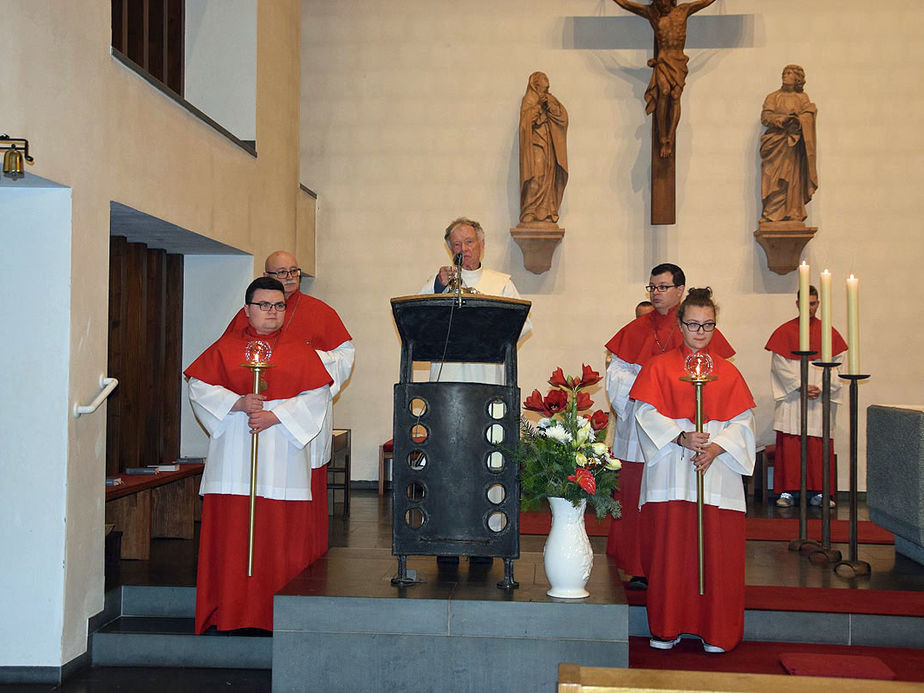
[2,0,302,667]
[300,0,924,483]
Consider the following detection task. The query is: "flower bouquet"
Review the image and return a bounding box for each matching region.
[518,365,621,520]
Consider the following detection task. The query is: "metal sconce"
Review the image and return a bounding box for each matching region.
[1,134,34,180]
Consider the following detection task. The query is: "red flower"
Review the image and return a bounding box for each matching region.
[549,367,569,388]
[524,389,568,417]
[575,391,593,411]
[568,467,597,495]
[523,389,547,414]
[589,410,608,431]
[579,364,602,387]
[545,390,568,414]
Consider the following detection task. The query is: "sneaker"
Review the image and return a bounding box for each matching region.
[627,576,649,590]
[702,642,725,654]
[649,636,681,650]
[810,494,836,508]
[775,492,794,508]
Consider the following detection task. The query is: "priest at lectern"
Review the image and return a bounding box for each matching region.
[418,216,532,385]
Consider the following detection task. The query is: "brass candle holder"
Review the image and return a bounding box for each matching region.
[680,351,717,596]
[242,340,274,577]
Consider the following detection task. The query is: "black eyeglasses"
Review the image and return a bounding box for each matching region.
[680,320,716,333]
[249,301,287,312]
[266,268,301,279]
[645,284,677,293]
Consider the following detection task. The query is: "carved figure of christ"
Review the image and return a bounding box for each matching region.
[611,0,717,225]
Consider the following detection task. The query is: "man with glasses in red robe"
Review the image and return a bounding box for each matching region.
[603,263,734,588]
[187,277,333,633]
[225,251,354,562]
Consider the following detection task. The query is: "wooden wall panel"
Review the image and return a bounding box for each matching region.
[107,236,183,474]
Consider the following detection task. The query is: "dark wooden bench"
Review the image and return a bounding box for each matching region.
[105,464,204,560]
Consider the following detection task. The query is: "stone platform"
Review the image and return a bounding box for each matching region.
[272,547,628,693]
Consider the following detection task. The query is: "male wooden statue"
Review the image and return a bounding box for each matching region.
[612,0,716,159]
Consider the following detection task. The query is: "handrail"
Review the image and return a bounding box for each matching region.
[73,375,119,418]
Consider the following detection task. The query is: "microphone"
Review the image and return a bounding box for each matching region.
[451,253,463,305]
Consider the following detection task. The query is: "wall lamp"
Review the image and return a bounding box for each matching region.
[1,134,34,180]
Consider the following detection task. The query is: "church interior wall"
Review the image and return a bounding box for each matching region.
[299,0,924,484]
[2,0,302,669]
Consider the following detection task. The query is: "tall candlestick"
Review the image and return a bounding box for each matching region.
[820,269,832,362]
[846,274,860,374]
[798,261,810,351]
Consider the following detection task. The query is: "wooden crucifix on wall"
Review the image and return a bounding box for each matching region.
[612,0,717,225]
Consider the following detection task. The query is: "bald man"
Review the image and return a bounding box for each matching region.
[224,250,354,561]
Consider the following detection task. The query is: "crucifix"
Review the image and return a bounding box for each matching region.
[611,0,717,225]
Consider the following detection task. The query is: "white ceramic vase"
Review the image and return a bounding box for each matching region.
[543,496,593,599]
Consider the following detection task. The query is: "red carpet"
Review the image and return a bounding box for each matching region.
[779,652,895,680]
[519,512,893,544]
[622,584,924,618]
[629,637,924,682]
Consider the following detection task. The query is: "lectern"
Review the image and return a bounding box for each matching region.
[390,294,531,589]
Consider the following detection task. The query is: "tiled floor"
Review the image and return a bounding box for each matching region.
[4,489,922,692]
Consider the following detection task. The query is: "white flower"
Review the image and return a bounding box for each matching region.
[605,456,622,471]
[575,451,588,467]
[591,442,608,456]
[543,423,573,444]
[536,417,552,430]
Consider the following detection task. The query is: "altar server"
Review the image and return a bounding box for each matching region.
[631,287,755,653]
[187,277,333,633]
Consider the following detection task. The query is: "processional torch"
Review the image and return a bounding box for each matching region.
[680,352,717,596]
[242,340,274,577]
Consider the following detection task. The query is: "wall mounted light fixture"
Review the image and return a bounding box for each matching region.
[1,134,34,180]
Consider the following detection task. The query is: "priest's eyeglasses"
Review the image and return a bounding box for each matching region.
[249,301,287,312]
[680,320,716,333]
[266,268,301,279]
[645,284,677,293]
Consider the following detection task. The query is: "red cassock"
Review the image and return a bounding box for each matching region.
[185,323,332,633]
[765,317,847,494]
[603,308,734,578]
[631,345,755,652]
[224,291,352,565]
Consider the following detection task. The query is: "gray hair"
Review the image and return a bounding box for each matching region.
[444,217,485,245]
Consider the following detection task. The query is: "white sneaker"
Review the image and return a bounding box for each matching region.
[811,494,836,508]
[649,636,681,650]
[776,493,794,508]
[703,642,725,654]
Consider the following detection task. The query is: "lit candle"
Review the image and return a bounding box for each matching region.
[846,274,860,374]
[798,261,810,351]
[820,269,832,362]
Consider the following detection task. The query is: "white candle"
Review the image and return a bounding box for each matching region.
[846,274,860,374]
[820,269,832,362]
[798,261,810,351]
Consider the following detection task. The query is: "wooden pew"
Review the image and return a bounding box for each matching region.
[105,464,204,560]
[558,663,913,692]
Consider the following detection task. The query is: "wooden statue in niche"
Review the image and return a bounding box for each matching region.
[760,64,818,223]
[754,64,819,275]
[511,71,568,274]
[610,0,716,225]
[518,71,569,224]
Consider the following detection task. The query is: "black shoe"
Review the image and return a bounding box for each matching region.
[627,576,648,590]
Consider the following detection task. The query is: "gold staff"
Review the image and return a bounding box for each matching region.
[680,352,716,596]
[242,341,274,577]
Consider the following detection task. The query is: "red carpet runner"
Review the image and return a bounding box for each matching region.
[629,637,924,682]
[519,512,894,544]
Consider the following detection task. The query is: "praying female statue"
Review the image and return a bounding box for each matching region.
[518,71,569,224]
[760,64,818,222]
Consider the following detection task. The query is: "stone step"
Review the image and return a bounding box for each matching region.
[91,616,272,669]
[89,585,271,670]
